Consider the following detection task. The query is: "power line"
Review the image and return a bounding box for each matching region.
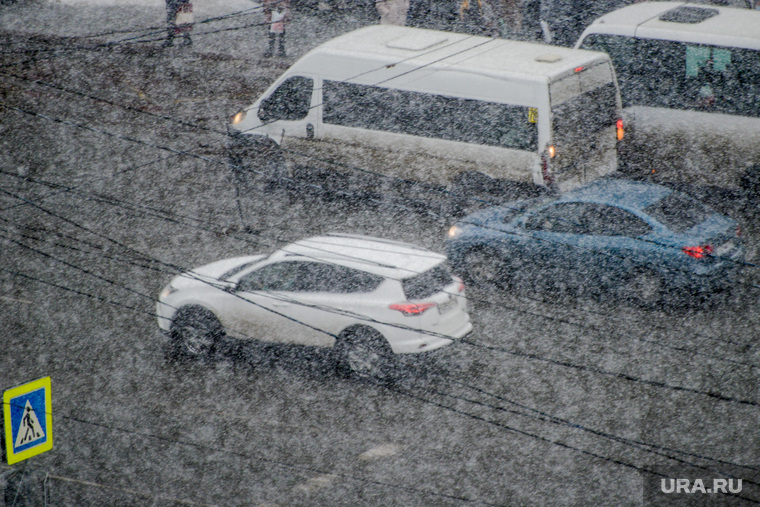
[387,385,760,504]
[3,182,756,417]
[459,337,759,407]
[2,30,756,405]
[3,207,755,492]
[0,400,491,505]
[4,167,754,375]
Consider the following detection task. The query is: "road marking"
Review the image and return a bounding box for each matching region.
[358,443,402,461]
[293,474,337,494]
[0,296,33,304]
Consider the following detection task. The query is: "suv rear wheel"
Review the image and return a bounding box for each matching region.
[335,327,393,380]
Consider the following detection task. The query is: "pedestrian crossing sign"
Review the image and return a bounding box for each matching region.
[3,377,53,465]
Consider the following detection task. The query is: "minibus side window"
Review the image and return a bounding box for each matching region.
[580,34,760,117]
[258,76,313,122]
[323,80,538,150]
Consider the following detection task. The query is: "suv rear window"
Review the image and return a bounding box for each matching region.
[644,192,711,233]
[401,264,453,300]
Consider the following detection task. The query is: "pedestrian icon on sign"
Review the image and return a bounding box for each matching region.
[15,401,45,447]
[3,377,53,465]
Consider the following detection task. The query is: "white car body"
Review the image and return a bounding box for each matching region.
[230,25,622,192]
[156,234,472,355]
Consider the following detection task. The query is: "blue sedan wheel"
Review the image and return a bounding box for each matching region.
[463,249,509,288]
[625,269,663,308]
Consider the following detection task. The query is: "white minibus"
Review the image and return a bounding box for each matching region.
[576,2,760,194]
[230,25,624,211]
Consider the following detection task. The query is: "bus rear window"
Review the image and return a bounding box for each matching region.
[551,82,618,144]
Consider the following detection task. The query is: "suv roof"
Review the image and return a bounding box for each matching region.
[577,2,760,50]
[275,234,446,279]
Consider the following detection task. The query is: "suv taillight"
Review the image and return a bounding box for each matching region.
[389,302,436,316]
[682,245,713,259]
[616,118,624,141]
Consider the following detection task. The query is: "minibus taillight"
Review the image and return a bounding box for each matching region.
[389,302,436,316]
[616,119,624,140]
[541,148,554,186]
[682,245,713,259]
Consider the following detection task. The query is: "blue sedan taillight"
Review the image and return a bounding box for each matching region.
[682,245,713,259]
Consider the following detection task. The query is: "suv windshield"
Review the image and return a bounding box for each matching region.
[402,264,452,300]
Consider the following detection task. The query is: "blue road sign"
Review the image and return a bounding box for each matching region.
[3,377,53,465]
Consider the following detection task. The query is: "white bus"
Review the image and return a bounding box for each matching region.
[230,25,624,212]
[576,2,760,193]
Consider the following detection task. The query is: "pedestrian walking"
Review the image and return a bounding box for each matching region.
[376,0,410,25]
[458,0,497,36]
[407,0,459,31]
[263,0,292,58]
[164,0,193,47]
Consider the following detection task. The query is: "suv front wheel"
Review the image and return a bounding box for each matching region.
[170,306,224,359]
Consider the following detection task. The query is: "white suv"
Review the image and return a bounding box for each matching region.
[156,234,472,378]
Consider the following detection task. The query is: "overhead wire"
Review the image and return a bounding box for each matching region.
[0,401,488,506]
[2,50,756,366]
[3,182,757,499]
[3,162,755,373]
[1,102,756,377]
[386,385,760,504]
[2,178,757,411]
[2,19,756,492]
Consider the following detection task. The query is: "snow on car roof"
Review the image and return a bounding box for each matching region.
[578,2,760,50]
[293,25,611,84]
[275,234,446,279]
[558,179,672,211]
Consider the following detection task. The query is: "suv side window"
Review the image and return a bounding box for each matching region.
[239,261,382,293]
[238,262,302,292]
[258,76,313,122]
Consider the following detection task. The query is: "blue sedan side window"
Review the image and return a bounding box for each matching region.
[524,203,590,234]
[525,203,651,237]
[591,206,651,237]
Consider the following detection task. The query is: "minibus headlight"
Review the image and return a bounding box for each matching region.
[231,110,247,125]
[448,225,463,238]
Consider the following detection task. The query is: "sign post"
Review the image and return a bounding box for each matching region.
[3,377,53,465]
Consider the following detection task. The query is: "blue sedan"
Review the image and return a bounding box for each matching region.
[446,179,745,305]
